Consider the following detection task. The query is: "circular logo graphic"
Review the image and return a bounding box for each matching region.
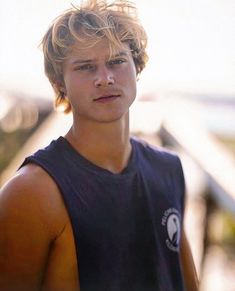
[161,208,181,252]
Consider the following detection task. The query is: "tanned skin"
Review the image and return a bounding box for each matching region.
[0,164,79,291]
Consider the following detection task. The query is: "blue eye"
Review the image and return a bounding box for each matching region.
[108,59,126,66]
[75,64,94,71]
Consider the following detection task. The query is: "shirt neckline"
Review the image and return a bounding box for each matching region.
[57,136,138,177]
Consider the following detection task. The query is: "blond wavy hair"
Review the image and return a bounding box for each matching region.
[41,0,148,113]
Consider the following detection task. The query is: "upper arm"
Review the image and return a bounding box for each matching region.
[180,229,199,291]
[0,167,65,291]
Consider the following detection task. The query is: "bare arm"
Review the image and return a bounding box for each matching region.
[180,229,199,291]
[0,166,65,291]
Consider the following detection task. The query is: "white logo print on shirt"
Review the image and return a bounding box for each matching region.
[161,208,181,252]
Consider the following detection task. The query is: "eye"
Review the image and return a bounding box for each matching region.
[108,59,126,66]
[74,64,95,71]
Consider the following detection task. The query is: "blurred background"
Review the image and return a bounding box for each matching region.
[0,0,235,289]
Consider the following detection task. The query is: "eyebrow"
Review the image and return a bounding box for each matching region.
[113,51,129,58]
[71,51,129,65]
[71,59,92,65]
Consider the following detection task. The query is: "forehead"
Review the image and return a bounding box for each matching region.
[67,38,131,61]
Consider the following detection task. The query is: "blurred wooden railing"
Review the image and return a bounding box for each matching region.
[159,97,235,216]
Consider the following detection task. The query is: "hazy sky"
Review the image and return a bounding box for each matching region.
[0,0,234,98]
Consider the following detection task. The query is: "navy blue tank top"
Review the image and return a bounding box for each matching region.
[21,136,185,291]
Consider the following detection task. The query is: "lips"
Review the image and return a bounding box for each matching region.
[93,94,121,102]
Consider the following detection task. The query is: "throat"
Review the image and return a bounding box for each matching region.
[65,130,132,174]
[102,150,132,174]
[88,140,132,174]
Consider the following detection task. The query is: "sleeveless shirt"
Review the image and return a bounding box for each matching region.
[21,136,185,291]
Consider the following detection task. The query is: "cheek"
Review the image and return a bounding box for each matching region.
[64,76,87,98]
[119,65,137,83]
[129,64,137,83]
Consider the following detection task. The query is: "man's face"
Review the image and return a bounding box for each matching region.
[61,39,137,124]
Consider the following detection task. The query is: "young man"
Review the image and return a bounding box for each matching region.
[0,1,198,290]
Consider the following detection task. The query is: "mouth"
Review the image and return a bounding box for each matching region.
[93,94,121,102]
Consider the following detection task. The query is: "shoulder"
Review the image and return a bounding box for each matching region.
[21,137,73,178]
[0,164,71,289]
[132,136,182,168]
[22,137,63,166]
[0,163,69,240]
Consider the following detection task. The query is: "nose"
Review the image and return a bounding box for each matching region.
[94,66,114,88]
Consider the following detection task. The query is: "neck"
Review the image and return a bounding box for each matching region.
[65,114,131,173]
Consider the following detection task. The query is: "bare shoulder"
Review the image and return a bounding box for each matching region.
[0,163,69,238]
[0,163,70,290]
